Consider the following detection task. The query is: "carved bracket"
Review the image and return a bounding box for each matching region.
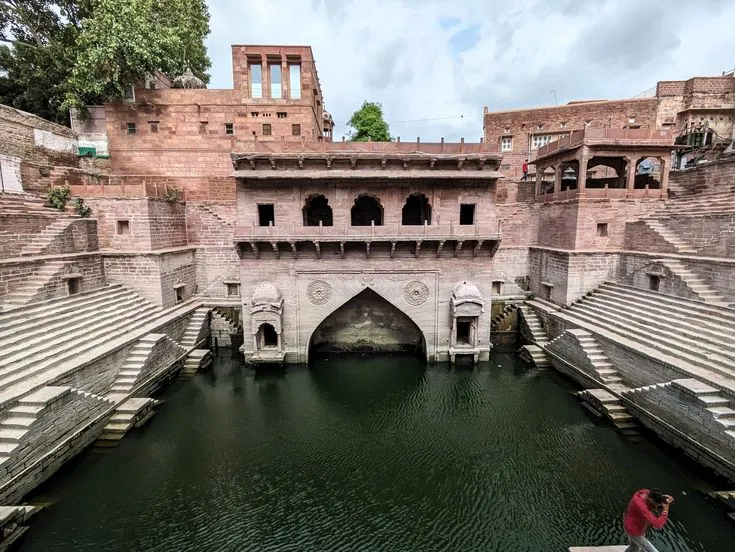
[366,241,371,258]
[473,240,484,257]
[414,240,422,257]
[270,242,280,259]
[454,241,464,257]
[313,240,321,259]
[436,240,445,257]
[289,241,297,258]
[390,241,397,258]
[339,241,345,259]
[249,242,260,258]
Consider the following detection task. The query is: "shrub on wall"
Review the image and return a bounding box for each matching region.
[164,186,182,203]
[74,197,92,218]
[47,185,71,210]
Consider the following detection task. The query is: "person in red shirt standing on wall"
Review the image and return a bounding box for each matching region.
[521,159,529,181]
[623,488,674,552]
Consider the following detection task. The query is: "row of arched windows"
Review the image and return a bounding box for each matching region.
[302,193,433,227]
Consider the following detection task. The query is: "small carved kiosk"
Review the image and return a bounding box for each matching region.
[449,281,487,366]
[248,282,285,365]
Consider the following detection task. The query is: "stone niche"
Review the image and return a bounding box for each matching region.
[450,280,485,349]
[250,282,284,355]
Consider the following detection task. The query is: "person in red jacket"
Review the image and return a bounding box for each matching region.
[623,488,674,552]
[521,159,529,181]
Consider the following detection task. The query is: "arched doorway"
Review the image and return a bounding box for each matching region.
[401,193,432,225]
[308,288,425,359]
[257,322,279,349]
[351,195,383,226]
[587,156,626,188]
[635,157,662,189]
[303,194,333,226]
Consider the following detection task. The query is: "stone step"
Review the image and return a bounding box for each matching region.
[0,299,158,369]
[0,305,163,392]
[570,300,735,370]
[0,416,34,429]
[576,296,735,361]
[562,306,735,380]
[0,285,127,331]
[0,296,151,357]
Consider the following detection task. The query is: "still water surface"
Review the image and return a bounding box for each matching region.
[17,353,735,552]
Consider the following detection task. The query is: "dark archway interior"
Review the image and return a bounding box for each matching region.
[260,323,278,347]
[635,157,661,189]
[401,193,432,225]
[351,195,383,226]
[303,194,333,226]
[561,161,579,191]
[587,156,626,188]
[309,288,425,357]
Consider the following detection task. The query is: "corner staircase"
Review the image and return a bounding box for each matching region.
[180,308,210,349]
[518,304,550,368]
[19,219,74,256]
[98,398,157,443]
[108,335,164,397]
[181,349,213,376]
[572,330,625,387]
[642,220,697,254]
[0,261,70,308]
[656,259,730,306]
[577,388,642,439]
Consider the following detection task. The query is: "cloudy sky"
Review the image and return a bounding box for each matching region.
[205,0,735,141]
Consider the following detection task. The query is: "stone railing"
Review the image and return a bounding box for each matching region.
[233,137,499,155]
[234,222,502,241]
[536,187,665,203]
[536,128,675,157]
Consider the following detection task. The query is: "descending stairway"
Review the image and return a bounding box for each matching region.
[108,335,164,396]
[181,349,213,376]
[656,259,730,305]
[570,330,624,387]
[0,194,63,217]
[518,304,550,368]
[577,388,642,438]
[0,261,71,308]
[642,220,697,254]
[198,204,234,229]
[99,398,156,442]
[19,219,74,256]
[0,285,163,408]
[491,304,517,332]
[556,282,735,391]
[180,308,210,349]
[652,186,735,217]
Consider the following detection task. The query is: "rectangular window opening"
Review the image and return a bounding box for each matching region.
[500,137,512,152]
[126,122,136,135]
[117,220,130,235]
[250,63,262,98]
[459,204,476,225]
[492,281,502,295]
[67,277,80,296]
[277,112,287,119]
[270,63,282,99]
[258,204,275,227]
[199,121,208,134]
[251,111,259,118]
[175,286,185,303]
[289,64,301,99]
[226,283,241,297]
[225,123,234,135]
[596,222,609,237]
[262,123,272,136]
[149,121,159,133]
[292,123,301,136]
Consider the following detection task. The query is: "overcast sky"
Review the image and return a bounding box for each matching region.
[205,0,735,141]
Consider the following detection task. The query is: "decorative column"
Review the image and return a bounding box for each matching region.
[535,164,543,197]
[553,164,562,200]
[281,59,288,99]
[577,152,589,197]
[659,157,669,198]
[626,155,638,197]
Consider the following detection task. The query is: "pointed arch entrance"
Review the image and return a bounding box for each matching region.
[308,288,426,360]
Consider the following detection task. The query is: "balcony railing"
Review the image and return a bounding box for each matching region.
[535,128,675,158]
[233,138,499,155]
[234,222,502,241]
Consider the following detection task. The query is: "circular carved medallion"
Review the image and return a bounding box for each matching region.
[404,281,429,306]
[307,280,332,305]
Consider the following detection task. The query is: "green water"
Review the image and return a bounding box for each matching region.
[17,353,735,552]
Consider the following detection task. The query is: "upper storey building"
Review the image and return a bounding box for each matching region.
[73,45,334,182]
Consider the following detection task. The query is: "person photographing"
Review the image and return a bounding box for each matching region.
[623,488,674,552]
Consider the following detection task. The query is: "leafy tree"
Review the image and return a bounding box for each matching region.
[347,101,391,142]
[0,0,211,124]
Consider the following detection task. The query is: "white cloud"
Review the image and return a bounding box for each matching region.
[205,0,735,142]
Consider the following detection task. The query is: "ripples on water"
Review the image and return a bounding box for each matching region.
[17,353,735,552]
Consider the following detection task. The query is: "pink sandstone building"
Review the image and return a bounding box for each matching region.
[0,43,735,521]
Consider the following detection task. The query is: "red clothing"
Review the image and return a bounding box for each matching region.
[624,489,668,536]
[522,162,528,173]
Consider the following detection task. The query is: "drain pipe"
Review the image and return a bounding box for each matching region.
[543,347,735,478]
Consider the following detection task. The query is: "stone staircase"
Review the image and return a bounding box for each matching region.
[198,204,234,229]
[108,335,165,397]
[180,308,210,349]
[18,219,74,256]
[181,349,213,375]
[0,193,62,217]
[518,304,550,367]
[0,261,71,308]
[570,330,624,387]
[642,220,697,254]
[0,387,113,464]
[656,258,729,306]
[0,285,163,409]
[557,282,735,391]
[652,188,735,217]
[99,397,156,443]
[577,388,642,438]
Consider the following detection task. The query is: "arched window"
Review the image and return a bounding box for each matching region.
[258,323,278,348]
[303,194,333,226]
[635,157,662,189]
[351,195,383,226]
[401,193,432,225]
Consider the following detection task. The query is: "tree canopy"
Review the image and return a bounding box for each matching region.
[0,0,211,124]
[347,101,391,142]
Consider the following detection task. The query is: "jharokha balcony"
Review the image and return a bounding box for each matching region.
[231,139,503,259]
[532,127,676,203]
